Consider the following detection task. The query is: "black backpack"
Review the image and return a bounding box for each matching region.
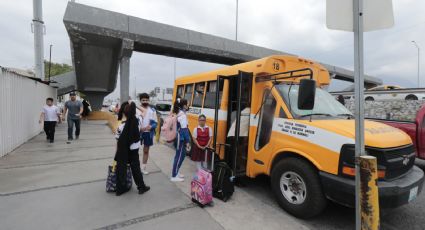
[212,161,234,202]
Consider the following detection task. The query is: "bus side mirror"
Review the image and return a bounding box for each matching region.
[298,79,316,110]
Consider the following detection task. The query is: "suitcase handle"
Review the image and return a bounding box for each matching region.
[202,143,229,171]
[201,147,216,171]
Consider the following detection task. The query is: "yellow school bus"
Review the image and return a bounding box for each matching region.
[173,55,424,218]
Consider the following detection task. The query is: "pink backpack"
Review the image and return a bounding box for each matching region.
[161,113,177,143]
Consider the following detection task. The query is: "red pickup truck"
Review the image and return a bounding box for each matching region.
[370,105,425,160]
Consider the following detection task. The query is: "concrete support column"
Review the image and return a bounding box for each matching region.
[119,38,134,103]
[120,57,130,103]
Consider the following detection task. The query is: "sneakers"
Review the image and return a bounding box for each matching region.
[170,177,184,182]
[178,173,184,178]
[141,164,149,175]
[138,186,151,194]
[67,138,72,144]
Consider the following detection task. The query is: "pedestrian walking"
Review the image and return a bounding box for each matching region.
[39,97,61,143]
[191,114,212,169]
[171,98,190,182]
[114,102,150,196]
[137,93,157,175]
[63,92,83,143]
[82,99,91,120]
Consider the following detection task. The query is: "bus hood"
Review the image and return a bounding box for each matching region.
[302,119,412,148]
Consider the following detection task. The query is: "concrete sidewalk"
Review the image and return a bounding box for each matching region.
[0,121,223,230]
[0,121,308,230]
[150,144,309,230]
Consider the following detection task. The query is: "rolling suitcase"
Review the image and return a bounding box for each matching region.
[190,148,214,207]
[212,161,234,202]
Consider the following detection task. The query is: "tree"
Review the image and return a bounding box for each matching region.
[44,61,73,77]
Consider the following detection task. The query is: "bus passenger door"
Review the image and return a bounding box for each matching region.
[213,71,253,177]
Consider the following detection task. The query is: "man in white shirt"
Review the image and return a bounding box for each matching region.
[39,98,61,143]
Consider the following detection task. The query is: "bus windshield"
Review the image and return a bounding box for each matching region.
[276,84,353,119]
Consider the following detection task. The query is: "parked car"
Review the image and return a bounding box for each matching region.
[154,102,172,126]
[369,104,425,160]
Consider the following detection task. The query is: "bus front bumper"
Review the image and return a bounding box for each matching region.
[319,166,424,208]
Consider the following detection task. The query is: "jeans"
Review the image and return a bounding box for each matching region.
[67,118,80,139]
[43,121,57,141]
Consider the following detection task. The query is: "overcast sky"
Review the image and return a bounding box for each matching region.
[1,0,424,99]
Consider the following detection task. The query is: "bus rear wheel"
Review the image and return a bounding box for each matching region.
[365,96,374,101]
[271,157,327,218]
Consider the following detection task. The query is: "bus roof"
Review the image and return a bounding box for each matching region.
[175,55,331,86]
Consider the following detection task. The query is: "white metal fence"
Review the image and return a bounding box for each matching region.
[0,67,57,157]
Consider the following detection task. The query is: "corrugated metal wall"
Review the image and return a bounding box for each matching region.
[0,68,57,157]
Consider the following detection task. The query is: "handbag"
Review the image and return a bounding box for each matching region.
[106,162,132,192]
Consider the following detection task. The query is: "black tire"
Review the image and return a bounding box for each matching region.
[405,94,418,100]
[271,157,327,219]
[365,96,374,101]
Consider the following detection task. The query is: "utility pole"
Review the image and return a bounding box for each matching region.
[173,58,177,81]
[412,41,420,87]
[235,0,239,41]
[48,44,52,82]
[353,1,365,229]
[32,0,45,80]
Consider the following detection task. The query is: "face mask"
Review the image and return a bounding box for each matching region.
[142,103,149,107]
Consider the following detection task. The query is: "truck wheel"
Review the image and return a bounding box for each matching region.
[405,95,418,100]
[365,96,374,101]
[271,157,327,218]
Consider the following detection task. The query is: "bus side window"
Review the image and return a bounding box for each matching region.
[204,80,223,109]
[184,84,194,105]
[279,107,287,118]
[176,85,184,98]
[255,90,277,150]
[192,82,205,107]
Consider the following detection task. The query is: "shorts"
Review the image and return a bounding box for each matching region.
[140,132,153,147]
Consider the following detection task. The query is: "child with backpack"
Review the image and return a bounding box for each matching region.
[171,98,190,182]
[191,114,212,169]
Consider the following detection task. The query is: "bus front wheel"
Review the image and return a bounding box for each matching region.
[271,157,327,219]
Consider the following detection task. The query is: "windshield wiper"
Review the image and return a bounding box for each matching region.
[299,113,333,118]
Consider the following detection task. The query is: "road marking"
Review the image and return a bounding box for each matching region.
[11,144,115,154]
[0,156,112,169]
[0,171,162,197]
[0,179,106,197]
[94,203,197,230]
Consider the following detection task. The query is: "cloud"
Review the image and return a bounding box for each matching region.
[0,0,424,99]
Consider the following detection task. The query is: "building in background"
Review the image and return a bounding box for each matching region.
[146,87,173,103]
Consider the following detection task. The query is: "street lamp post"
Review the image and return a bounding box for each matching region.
[235,0,238,41]
[412,41,420,88]
[48,44,52,82]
